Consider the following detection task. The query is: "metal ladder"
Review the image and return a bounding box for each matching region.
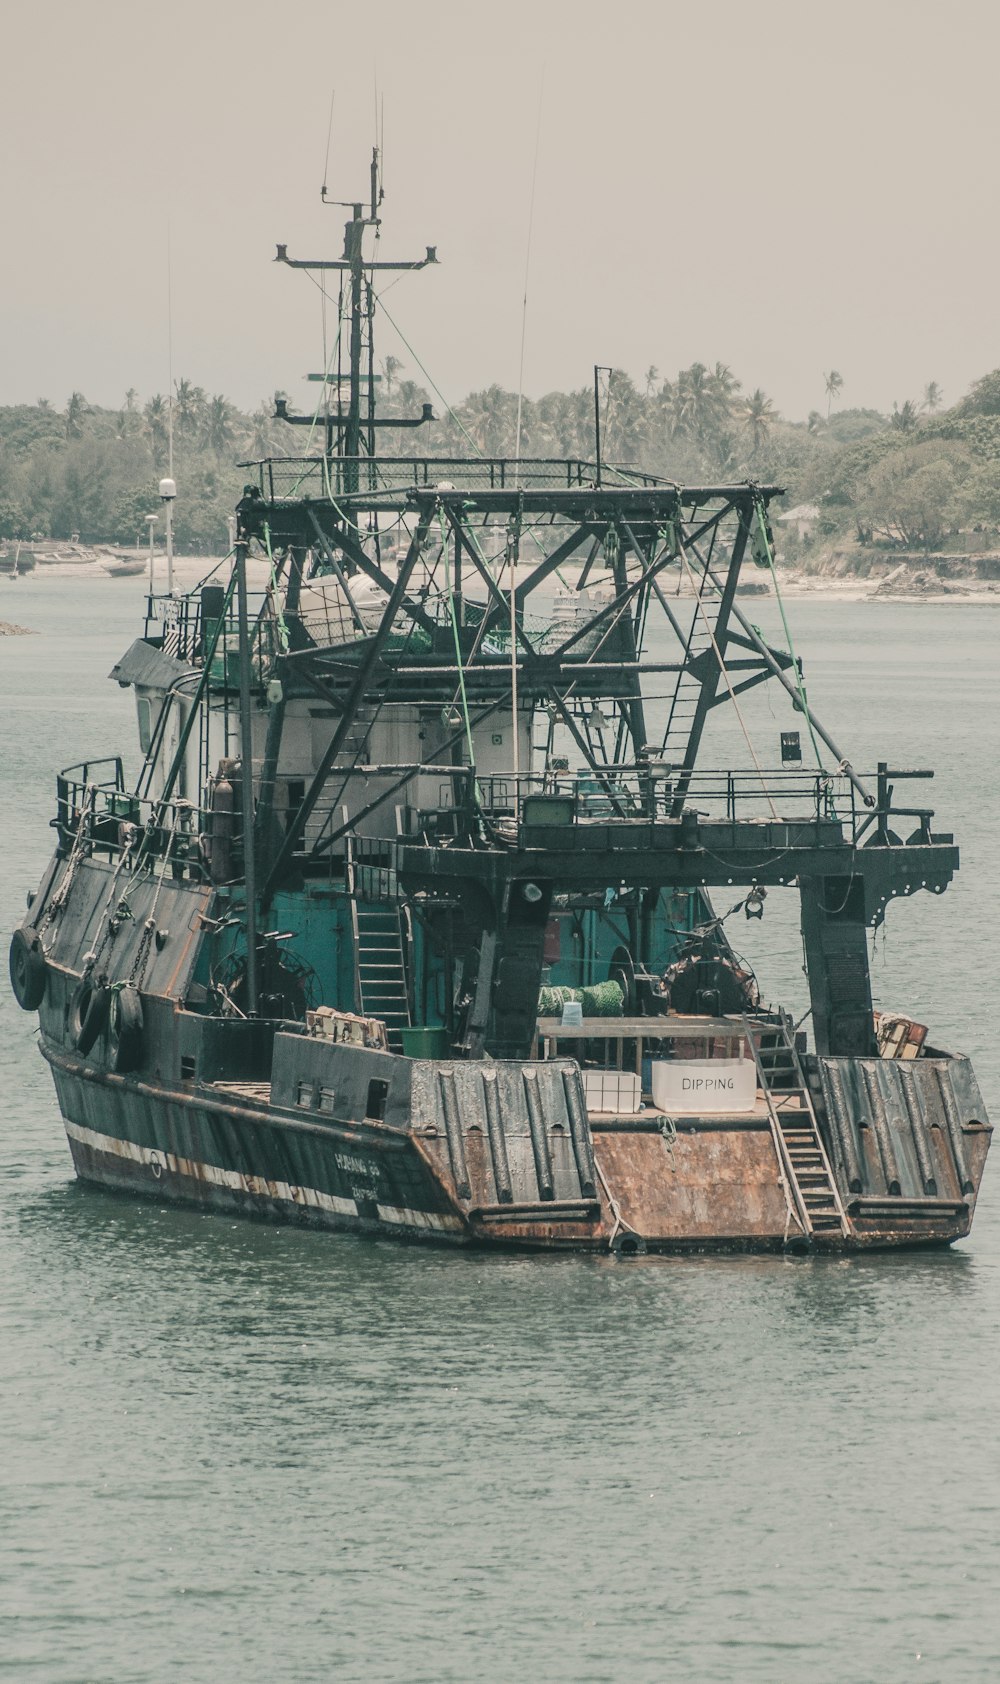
[743,1015,850,1242]
[657,550,722,765]
[346,839,411,1050]
[660,618,715,759]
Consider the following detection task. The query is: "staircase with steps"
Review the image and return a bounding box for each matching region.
[345,837,411,1051]
[743,1015,850,1243]
[352,905,411,1051]
[658,578,720,776]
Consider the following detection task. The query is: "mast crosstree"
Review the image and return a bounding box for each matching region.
[274,146,437,477]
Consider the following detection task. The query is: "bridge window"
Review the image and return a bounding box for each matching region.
[137,697,152,754]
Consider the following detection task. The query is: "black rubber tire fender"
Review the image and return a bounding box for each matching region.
[108,984,144,1074]
[9,929,47,1012]
[71,981,110,1056]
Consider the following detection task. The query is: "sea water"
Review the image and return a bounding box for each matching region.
[1,575,998,1683]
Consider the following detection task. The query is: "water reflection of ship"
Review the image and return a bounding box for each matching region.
[8,152,991,1258]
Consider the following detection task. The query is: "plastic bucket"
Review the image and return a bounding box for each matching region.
[401,1026,450,1059]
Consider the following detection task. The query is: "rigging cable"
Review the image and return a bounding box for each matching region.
[752,495,825,770]
[374,293,482,457]
[514,72,544,481]
[511,78,544,786]
[321,87,335,196]
[675,531,780,820]
[436,507,477,774]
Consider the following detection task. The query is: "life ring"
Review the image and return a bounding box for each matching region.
[9,929,47,1011]
[70,981,110,1055]
[108,984,144,1074]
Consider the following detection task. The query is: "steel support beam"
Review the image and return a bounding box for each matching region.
[261,517,430,902]
[670,505,752,815]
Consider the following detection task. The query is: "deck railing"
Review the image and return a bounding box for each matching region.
[246,455,667,501]
[55,762,211,879]
[142,587,276,676]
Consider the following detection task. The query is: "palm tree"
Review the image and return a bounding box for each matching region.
[922,381,943,413]
[124,387,138,413]
[890,399,918,432]
[245,402,278,458]
[174,378,206,438]
[709,362,741,411]
[64,392,89,438]
[668,363,738,465]
[536,391,580,456]
[671,363,713,441]
[205,394,236,456]
[743,388,776,457]
[602,369,643,462]
[824,370,844,418]
[145,394,169,458]
[644,365,660,397]
[381,355,404,399]
[461,385,516,455]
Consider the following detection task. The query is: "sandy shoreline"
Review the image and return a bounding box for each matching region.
[775,578,1000,605]
[12,554,1000,606]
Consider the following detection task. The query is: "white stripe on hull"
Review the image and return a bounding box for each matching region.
[64,1120,463,1232]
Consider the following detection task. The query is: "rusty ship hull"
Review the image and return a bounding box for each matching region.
[41,1039,992,1256]
[22,853,990,1256]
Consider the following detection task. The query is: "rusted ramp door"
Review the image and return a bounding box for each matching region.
[817,1055,992,1236]
[409,1061,601,1234]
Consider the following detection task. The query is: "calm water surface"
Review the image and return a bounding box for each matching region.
[1,576,998,1683]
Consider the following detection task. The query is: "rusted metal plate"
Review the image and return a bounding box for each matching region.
[593,1123,789,1244]
[410,1059,596,1210]
[819,1055,991,1210]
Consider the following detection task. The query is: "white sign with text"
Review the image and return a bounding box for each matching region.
[651,1057,756,1115]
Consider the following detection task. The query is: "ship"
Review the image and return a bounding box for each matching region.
[8,156,992,1254]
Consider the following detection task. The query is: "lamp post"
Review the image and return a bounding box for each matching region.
[159,477,176,594]
[144,513,159,592]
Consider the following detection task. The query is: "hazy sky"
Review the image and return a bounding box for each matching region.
[4,0,998,424]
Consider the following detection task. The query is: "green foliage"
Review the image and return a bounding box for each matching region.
[825,408,887,444]
[2,360,999,559]
[952,370,1000,418]
[0,495,28,539]
[858,441,972,549]
[890,399,919,432]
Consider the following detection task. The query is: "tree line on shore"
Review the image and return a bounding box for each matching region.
[3,363,1000,557]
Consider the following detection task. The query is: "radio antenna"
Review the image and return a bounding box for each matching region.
[321,86,335,197]
[513,72,544,481]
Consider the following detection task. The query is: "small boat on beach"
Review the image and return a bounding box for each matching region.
[102,555,146,578]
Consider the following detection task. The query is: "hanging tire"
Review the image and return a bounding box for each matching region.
[70,981,110,1056]
[108,985,144,1074]
[9,930,47,1012]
